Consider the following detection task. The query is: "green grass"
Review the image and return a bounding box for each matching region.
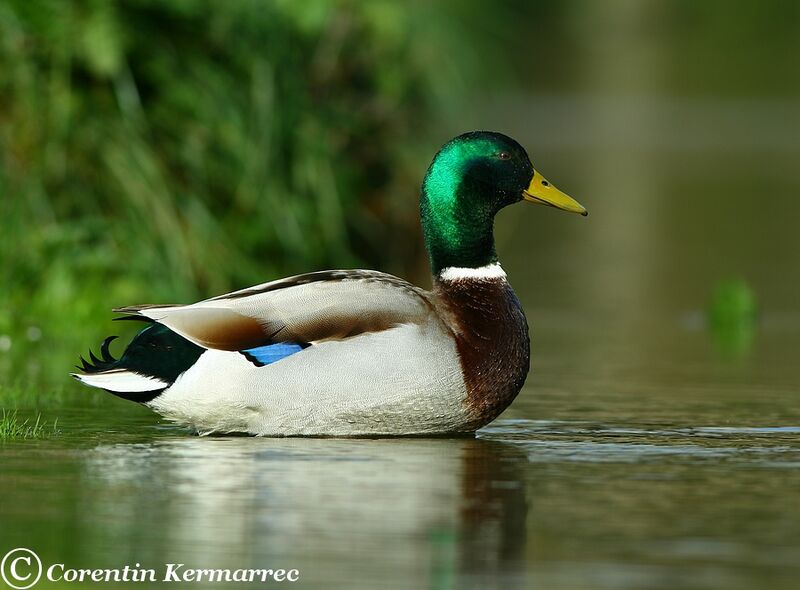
[0,409,58,441]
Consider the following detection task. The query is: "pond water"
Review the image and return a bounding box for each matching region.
[1,309,798,589]
[2,96,800,589]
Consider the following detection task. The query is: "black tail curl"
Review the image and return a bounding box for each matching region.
[74,323,204,405]
[77,336,120,373]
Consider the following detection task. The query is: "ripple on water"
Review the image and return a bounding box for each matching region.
[478,419,800,466]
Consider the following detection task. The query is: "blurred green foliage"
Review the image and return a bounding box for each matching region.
[707,279,757,359]
[0,0,520,388]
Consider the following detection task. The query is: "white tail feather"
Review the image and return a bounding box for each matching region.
[72,369,168,392]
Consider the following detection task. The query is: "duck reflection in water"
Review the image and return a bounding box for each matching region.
[81,435,529,588]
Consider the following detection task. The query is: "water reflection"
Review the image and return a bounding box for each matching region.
[80,436,529,589]
[2,412,799,590]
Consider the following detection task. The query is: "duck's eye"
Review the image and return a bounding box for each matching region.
[497,151,511,160]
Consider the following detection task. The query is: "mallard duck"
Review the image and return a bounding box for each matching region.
[73,131,587,436]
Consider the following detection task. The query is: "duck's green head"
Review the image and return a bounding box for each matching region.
[420,131,587,276]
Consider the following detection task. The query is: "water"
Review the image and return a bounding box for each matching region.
[2,305,799,589]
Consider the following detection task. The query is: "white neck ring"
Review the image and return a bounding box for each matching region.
[438,263,507,282]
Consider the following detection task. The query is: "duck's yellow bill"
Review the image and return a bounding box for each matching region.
[522,170,587,216]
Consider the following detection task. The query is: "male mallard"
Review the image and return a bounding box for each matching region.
[73,131,587,436]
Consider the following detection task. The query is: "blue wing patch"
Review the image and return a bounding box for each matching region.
[240,342,309,367]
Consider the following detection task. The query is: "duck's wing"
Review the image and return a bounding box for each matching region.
[114,270,435,351]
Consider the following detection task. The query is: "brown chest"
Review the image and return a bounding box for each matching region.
[434,279,530,428]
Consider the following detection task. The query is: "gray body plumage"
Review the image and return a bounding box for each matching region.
[130,270,478,436]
